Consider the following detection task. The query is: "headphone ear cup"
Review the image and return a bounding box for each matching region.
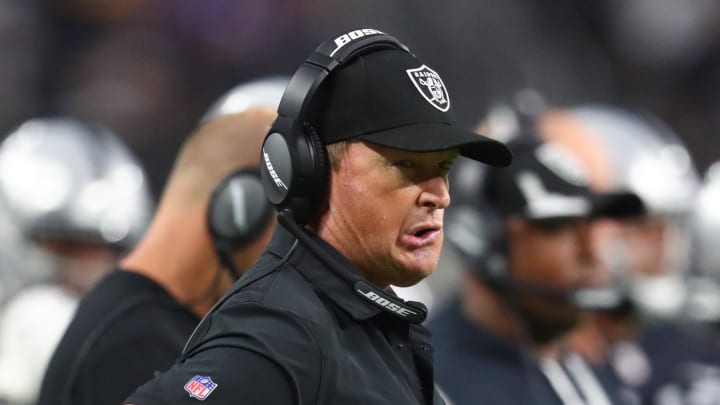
[208,167,274,250]
[260,117,328,225]
[284,124,328,225]
[453,202,507,289]
[471,209,511,286]
[302,123,328,197]
[445,200,509,286]
[481,214,510,287]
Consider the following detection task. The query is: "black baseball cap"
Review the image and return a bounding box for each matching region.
[479,137,645,221]
[306,48,512,167]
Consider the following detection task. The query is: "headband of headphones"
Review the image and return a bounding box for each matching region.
[261,29,412,225]
[277,29,410,122]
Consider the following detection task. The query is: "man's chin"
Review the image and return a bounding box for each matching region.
[389,264,435,288]
[517,305,583,344]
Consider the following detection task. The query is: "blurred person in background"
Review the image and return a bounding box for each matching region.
[3,0,719,198]
[543,105,720,405]
[690,162,720,327]
[0,117,153,404]
[0,1,45,134]
[54,27,197,198]
[430,132,644,404]
[198,76,287,124]
[37,78,285,405]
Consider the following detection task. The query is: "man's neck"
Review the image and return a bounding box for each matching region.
[120,210,219,318]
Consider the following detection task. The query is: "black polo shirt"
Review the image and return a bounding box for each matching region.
[38,270,199,405]
[125,224,444,405]
[428,299,556,404]
[428,299,628,405]
[634,320,720,403]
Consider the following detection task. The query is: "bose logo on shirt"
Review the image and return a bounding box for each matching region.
[362,290,417,316]
[330,28,385,56]
[356,282,417,316]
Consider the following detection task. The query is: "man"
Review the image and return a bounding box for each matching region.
[543,105,720,405]
[124,29,511,405]
[691,160,720,321]
[430,135,644,404]
[0,117,153,404]
[37,107,278,405]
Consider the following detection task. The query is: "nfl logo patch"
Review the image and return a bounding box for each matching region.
[184,375,218,400]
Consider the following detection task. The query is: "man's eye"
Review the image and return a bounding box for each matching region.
[439,161,454,173]
[395,160,414,168]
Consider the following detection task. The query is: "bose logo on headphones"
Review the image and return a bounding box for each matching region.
[330,28,385,57]
[263,149,288,191]
[228,179,249,232]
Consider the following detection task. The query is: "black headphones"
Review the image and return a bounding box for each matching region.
[472,203,510,287]
[259,29,410,225]
[444,162,511,288]
[445,99,545,287]
[207,167,274,279]
[445,197,512,289]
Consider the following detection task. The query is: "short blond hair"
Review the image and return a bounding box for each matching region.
[326,141,350,171]
[161,108,276,207]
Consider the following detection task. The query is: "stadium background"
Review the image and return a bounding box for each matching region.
[2,0,719,198]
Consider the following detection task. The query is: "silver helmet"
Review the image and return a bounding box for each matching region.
[568,106,699,216]
[693,163,720,276]
[0,117,153,251]
[199,76,289,123]
[687,162,720,322]
[553,105,700,318]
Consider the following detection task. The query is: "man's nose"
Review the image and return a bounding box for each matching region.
[419,176,451,209]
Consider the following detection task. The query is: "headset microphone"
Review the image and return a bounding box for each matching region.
[570,287,623,310]
[493,276,622,311]
[276,210,428,324]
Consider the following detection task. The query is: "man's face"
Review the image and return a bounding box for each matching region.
[507,218,601,342]
[593,216,690,317]
[594,216,668,277]
[319,142,458,288]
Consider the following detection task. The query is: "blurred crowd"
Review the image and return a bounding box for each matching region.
[2,0,720,404]
[3,0,720,192]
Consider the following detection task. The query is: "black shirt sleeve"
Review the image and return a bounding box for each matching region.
[124,347,296,405]
[124,302,323,405]
[79,336,187,405]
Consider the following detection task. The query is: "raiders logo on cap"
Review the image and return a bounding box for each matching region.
[406,65,450,112]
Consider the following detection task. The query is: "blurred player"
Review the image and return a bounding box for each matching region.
[687,161,720,324]
[430,131,643,404]
[543,105,720,404]
[0,117,153,404]
[37,77,285,405]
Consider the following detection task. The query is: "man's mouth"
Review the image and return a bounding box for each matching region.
[414,228,434,238]
[400,224,442,248]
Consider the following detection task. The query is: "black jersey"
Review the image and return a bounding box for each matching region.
[428,299,628,405]
[38,270,199,405]
[125,224,444,405]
